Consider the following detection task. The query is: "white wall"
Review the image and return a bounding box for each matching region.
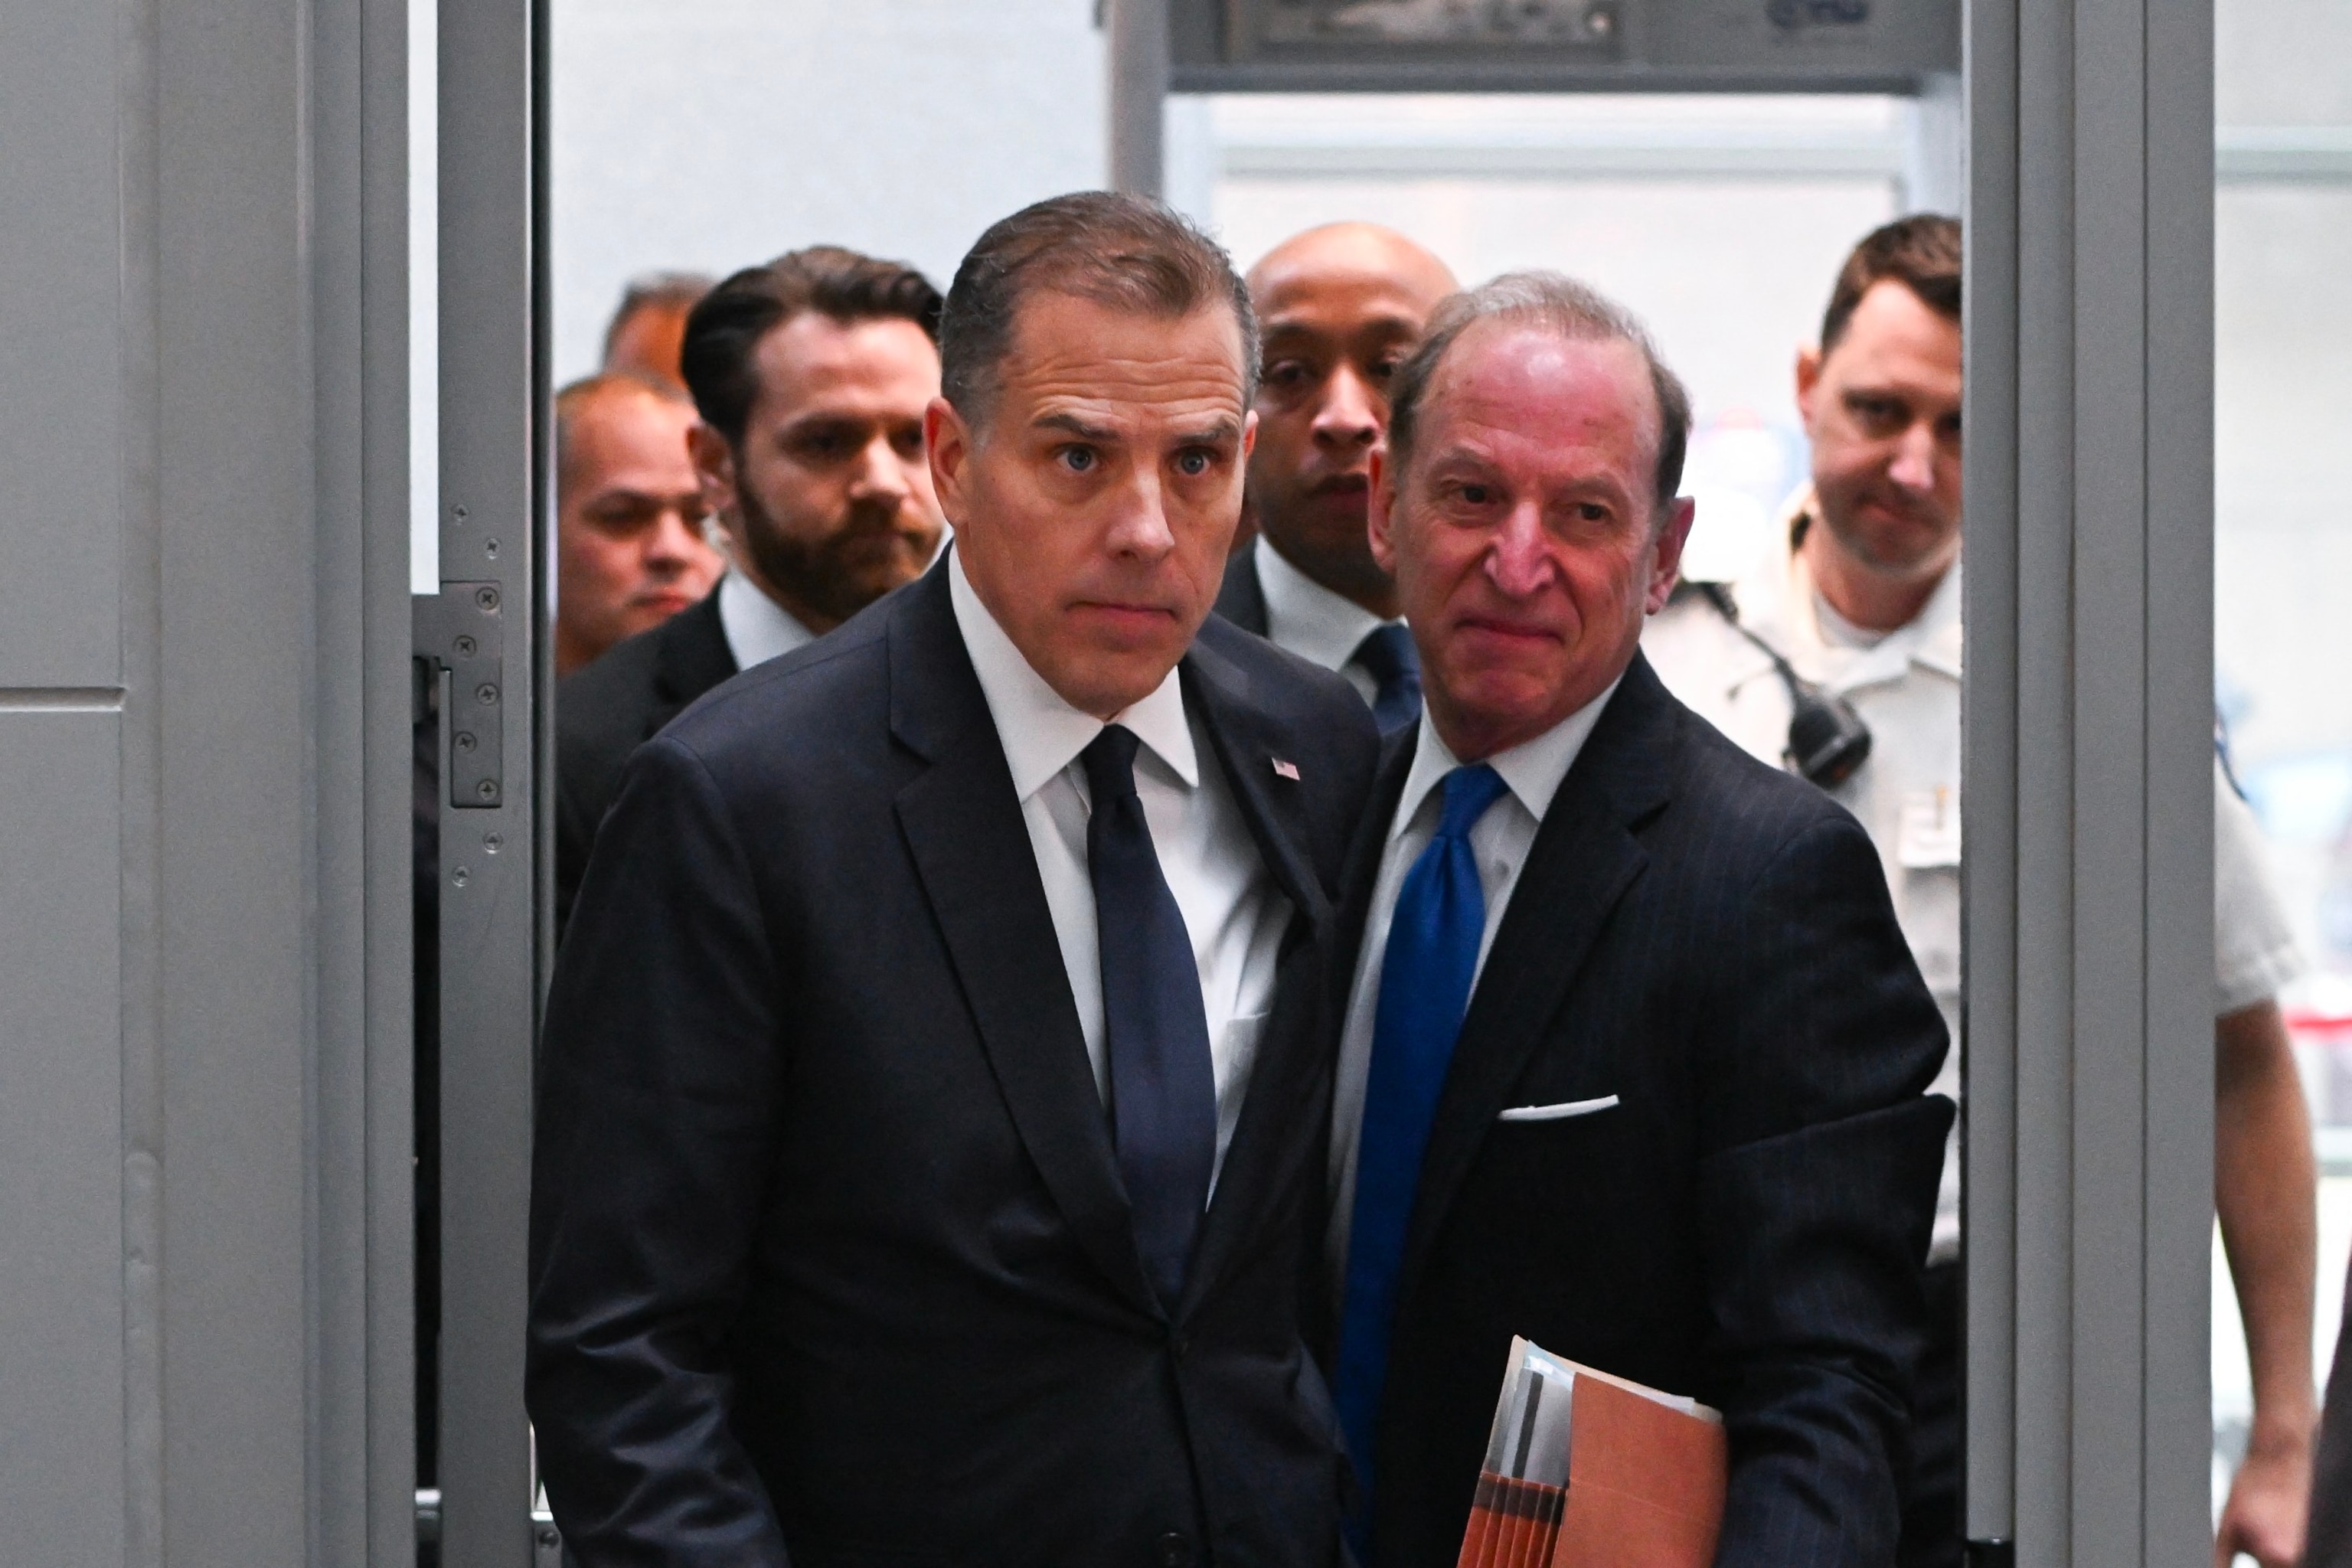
[1191,93,1907,427]
[1191,93,1906,582]
[550,0,1109,384]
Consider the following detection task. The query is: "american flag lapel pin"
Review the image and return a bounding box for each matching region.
[1272,758,1301,782]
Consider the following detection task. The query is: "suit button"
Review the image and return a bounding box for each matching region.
[1157,1533,1194,1568]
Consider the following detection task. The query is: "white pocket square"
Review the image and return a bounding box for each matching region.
[1495,1094,1620,1123]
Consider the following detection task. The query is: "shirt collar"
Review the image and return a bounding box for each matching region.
[947,546,1198,802]
[1739,486,1965,684]
[716,569,817,670]
[1390,675,1624,843]
[1253,535,1394,675]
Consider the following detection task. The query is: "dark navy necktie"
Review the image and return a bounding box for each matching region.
[1082,724,1217,1310]
[1333,762,1511,1544]
[1351,623,1423,735]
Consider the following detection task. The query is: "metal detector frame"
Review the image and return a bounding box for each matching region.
[1106,1,2218,1561]
[403,1,2218,1561]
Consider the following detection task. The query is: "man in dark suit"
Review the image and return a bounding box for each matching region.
[1324,272,1951,1565]
[2311,1261,2352,1568]
[530,192,1380,1564]
[1216,225,1455,736]
[554,246,948,925]
[550,371,724,679]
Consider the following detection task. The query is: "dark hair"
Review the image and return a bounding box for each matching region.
[599,271,714,363]
[939,191,1257,423]
[1820,214,1962,355]
[552,368,691,489]
[1387,271,1693,511]
[681,247,943,447]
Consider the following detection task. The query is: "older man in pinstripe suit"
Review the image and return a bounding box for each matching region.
[1320,271,1952,1566]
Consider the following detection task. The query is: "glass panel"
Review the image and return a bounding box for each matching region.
[2211,0,2352,1541]
[548,0,1110,384]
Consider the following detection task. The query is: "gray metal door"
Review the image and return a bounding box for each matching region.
[1962,0,2217,1560]
[413,0,548,1561]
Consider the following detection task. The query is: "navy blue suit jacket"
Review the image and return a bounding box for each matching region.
[554,589,737,931]
[1332,655,1952,1567]
[529,560,1380,1566]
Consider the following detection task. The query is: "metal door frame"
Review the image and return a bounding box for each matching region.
[413,0,550,1561]
[1962,0,2216,1560]
[400,2,2223,1562]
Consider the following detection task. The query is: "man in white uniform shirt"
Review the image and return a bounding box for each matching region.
[1644,214,2319,1568]
[1216,224,1458,733]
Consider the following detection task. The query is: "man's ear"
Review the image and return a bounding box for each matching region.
[1240,407,1259,461]
[1367,446,1400,577]
[926,397,971,524]
[1794,344,1825,433]
[1647,495,1697,615]
[688,422,737,524]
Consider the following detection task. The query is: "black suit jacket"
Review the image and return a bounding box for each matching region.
[2311,1256,2352,1568]
[530,560,1381,1566]
[554,589,737,929]
[1214,546,1270,637]
[1333,655,1952,1568]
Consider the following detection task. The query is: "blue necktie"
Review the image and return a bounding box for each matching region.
[1351,623,1423,736]
[1334,763,1511,1546]
[1083,725,1218,1309]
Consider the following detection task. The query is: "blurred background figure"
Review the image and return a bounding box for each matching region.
[601,271,714,390]
[1644,214,2320,1568]
[1218,223,1455,735]
[552,371,724,678]
[555,247,948,928]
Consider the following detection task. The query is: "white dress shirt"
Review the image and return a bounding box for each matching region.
[1254,536,1400,709]
[949,550,1293,1183]
[716,569,816,671]
[1325,681,1621,1273]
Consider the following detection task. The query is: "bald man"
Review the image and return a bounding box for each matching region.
[553,371,724,676]
[1216,223,1457,733]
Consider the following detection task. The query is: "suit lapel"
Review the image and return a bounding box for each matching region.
[1331,735,1417,1015]
[1174,637,1335,1312]
[887,568,1161,1318]
[649,591,738,730]
[1394,659,1681,1298]
[1212,547,1271,637]
[1182,635,1329,930]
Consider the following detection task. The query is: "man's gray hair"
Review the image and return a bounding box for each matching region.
[1387,270,1692,509]
[939,191,1258,423]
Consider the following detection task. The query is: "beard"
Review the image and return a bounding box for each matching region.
[735,485,938,630]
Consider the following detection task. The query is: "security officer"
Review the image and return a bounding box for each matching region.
[1215,223,1456,732]
[1645,214,2318,1568]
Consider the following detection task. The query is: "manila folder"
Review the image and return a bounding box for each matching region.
[1547,1369,1726,1568]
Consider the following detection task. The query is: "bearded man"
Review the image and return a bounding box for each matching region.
[555,246,948,925]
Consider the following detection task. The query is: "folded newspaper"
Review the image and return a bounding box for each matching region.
[1455,1337,1727,1568]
